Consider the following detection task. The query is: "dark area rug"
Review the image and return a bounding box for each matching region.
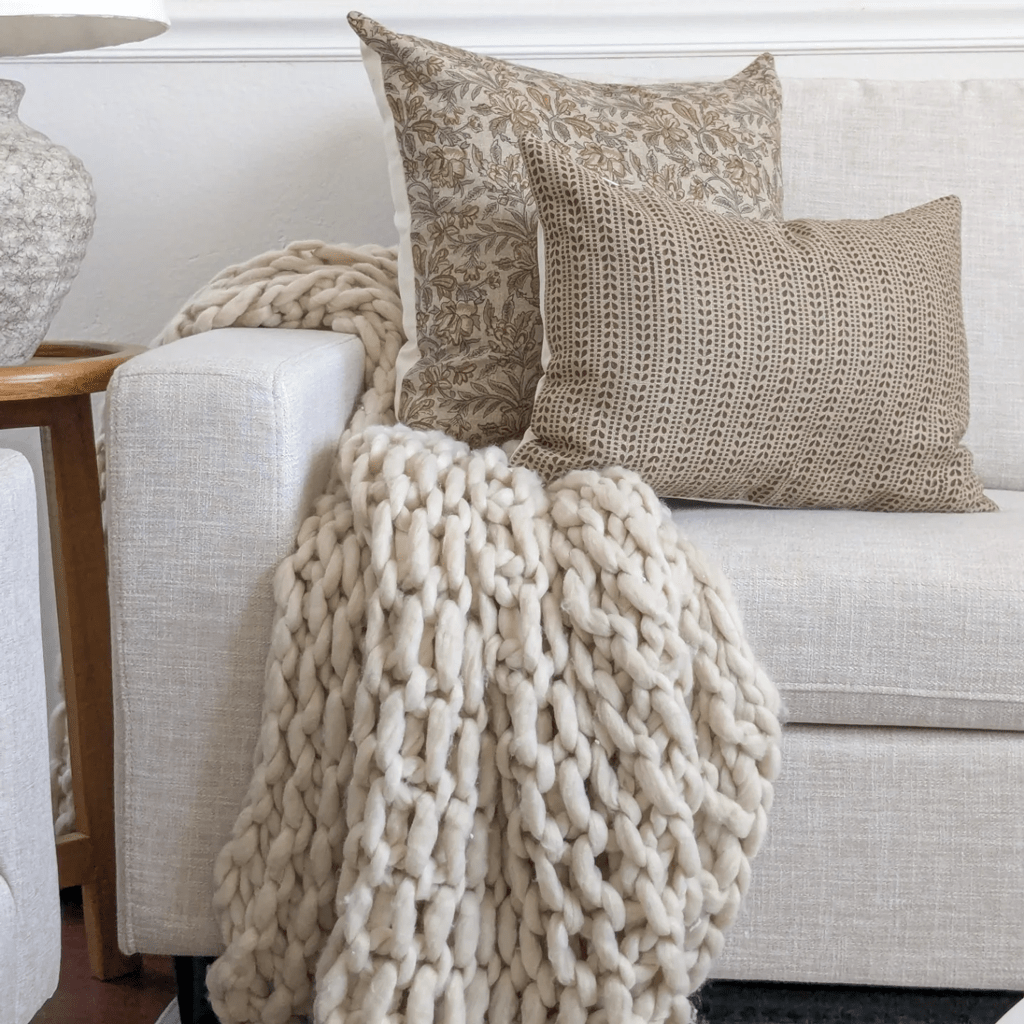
[694,981,1021,1023]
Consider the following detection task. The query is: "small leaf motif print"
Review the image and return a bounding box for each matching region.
[423,146,469,189]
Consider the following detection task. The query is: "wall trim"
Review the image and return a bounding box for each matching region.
[4,1,1024,63]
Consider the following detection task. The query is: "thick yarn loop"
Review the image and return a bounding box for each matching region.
[49,691,75,836]
[150,241,782,1024]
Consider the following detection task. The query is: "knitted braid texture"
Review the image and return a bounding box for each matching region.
[156,241,782,1024]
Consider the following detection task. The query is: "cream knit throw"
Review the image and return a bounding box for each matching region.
[155,241,783,1024]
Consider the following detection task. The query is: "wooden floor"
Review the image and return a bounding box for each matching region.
[30,888,178,1024]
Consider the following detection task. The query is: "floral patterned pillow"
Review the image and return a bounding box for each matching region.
[349,12,783,448]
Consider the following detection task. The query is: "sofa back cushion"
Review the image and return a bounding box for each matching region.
[781,78,1024,491]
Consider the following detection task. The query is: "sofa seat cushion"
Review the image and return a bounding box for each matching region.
[670,489,1023,731]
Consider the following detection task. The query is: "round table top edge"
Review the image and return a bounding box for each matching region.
[0,341,148,400]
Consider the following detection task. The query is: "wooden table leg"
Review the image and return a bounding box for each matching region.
[42,393,142,981]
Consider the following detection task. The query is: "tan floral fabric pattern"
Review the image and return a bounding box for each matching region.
[514,136,995,513]
[349,12,783,448]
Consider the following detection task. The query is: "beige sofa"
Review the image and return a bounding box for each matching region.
[0,449,61,1024]
[107,74,1024,995]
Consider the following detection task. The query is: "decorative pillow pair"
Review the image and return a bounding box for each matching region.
[351,13,993,513]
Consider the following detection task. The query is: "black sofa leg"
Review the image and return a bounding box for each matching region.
[174,956,220,1023]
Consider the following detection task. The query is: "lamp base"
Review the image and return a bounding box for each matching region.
[0,78,95,366]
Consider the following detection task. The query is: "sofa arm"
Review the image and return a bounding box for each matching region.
[0,449,61,1023]
[106,327,364,955]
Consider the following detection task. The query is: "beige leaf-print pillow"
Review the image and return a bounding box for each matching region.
[513,133,995,513]
[350,12,783,448]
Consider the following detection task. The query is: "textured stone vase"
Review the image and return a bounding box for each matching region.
[0,79,95,365]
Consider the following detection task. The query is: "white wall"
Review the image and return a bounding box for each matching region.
[3,0,1024,718]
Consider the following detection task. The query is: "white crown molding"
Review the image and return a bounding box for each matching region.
[3,1,1024,63]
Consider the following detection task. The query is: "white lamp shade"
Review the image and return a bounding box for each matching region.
[0,1,169,56]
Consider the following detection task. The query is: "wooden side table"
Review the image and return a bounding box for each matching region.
[0,341,145,980]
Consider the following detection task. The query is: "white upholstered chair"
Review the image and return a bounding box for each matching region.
[0,447,61,1024]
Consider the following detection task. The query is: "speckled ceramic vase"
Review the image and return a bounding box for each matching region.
[0,79,95,365]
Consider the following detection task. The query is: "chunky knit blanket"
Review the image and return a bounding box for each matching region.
[154,241,783,1024]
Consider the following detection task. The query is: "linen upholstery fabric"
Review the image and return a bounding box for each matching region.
[107,328,365,954]
[515,135,993,512]
[106,325,1024,992]
[710,724,1024,991]
[782,78,1024,490]
[0,449,61,1024]
[349,12,783,448]
[670,488,1018,731]
[106,72,1024,999]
